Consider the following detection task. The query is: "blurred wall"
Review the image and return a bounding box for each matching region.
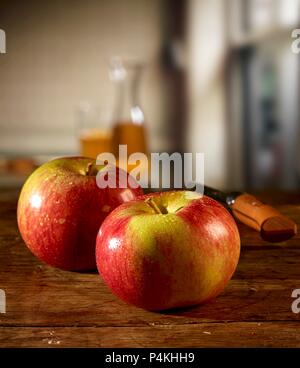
[187,0,228,189]
[0,0,168,155]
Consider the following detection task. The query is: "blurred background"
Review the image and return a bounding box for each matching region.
[0,0,300,191]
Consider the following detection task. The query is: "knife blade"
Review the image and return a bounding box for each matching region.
[204,186,297,243]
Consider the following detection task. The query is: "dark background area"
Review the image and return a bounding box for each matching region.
[0,0,300,191]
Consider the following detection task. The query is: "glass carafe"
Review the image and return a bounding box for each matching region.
[110,58,148,161]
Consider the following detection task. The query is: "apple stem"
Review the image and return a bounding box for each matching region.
[145,198,168,215]
[86,163,100,176]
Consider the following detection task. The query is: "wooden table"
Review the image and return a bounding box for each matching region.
[0,188,300,347]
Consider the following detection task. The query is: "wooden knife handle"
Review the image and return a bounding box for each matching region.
[231,193,297,242]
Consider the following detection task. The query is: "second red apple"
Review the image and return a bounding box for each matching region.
[17,157,143,271]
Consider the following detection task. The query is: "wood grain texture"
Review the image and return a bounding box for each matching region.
[1,323,300,348]
[0,189,300,347]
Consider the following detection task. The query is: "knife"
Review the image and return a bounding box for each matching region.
[204,186,297,243]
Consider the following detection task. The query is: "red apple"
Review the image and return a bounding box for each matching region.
[17,157,143,271]
[96,191,240,311]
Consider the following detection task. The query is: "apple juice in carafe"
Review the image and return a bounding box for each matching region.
[110,59,148,159]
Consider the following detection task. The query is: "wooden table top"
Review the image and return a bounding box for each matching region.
[0,188,300,347]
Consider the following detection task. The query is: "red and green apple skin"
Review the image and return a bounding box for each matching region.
[17,157,143,271]
[96,191,241,311]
